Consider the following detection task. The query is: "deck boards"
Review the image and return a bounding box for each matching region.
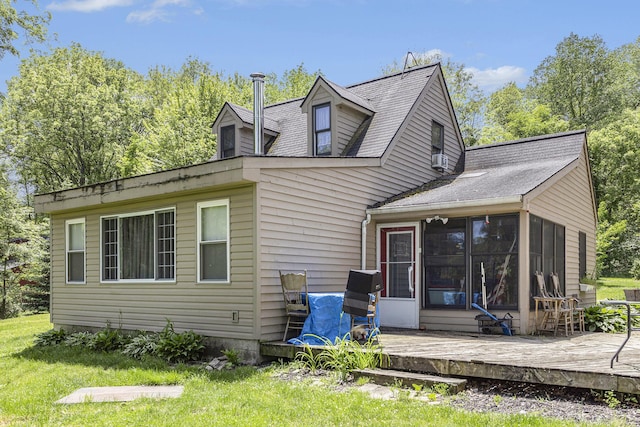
[261,331,640,394]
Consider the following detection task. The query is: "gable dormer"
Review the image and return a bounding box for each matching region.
[300,76,375,157]
[211,102,280,160]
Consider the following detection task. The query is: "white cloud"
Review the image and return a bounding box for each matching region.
[126,0,195,23]
[48,0,133,12]
[467,65,527,91]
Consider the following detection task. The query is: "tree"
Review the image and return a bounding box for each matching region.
[0,43,144,193]
[265,63,321,103]
[589,108,640,275]
[0,166,47,319]
[479,82,568,144]
[528,33,619,129]
[383,53,485,145]
[0,0,50,61]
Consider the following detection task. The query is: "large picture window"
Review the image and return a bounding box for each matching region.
[66,218,85,283]
[471,215,518,309]
[424,219,466,307]
[101,209,175,282]
[313,103,331,156]
[198,200,229,282]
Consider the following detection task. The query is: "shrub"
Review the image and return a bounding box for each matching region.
[34,328,67,346]
[64,331,96,347]
[584,305,628,333]
[122,333,160,359]
[90,322,127,352]
[156,320,205,363]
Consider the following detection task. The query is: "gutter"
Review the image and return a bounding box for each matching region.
[366,195,523,216]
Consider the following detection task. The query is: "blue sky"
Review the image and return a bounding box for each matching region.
[2,0,640,94]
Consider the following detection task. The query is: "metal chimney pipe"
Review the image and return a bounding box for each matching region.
[250,72,265,155]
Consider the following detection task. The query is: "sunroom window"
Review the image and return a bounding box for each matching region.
[313,103,331,156]
[101,209,175,281]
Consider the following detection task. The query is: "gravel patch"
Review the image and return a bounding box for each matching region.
[272,368,640,426]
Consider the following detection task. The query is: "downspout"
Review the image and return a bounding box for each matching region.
[361,213,371,270]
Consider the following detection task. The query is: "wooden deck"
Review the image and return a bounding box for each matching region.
[261,330,640,394]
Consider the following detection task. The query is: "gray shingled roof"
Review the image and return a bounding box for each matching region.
[227,103,281,133]
[372,130,586,211]
[253,64,437,157]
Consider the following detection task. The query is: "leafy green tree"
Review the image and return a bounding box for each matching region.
[479,82,568,144]
[0,43,144,192]
[0,0,50,61]
[528,33,619,129]
[0,167,47,319]
[383,53,485,145]
[265,63,321,103]
[589,108,640,275]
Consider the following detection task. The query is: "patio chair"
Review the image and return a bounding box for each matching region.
[550,272,585,333]
[279,270,310,341]
[533,271,572,336]
[350,292,379,340]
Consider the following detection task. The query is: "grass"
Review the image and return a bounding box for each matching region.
[0,314,616,427]
[596,277,640,301]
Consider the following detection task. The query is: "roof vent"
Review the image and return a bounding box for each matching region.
[431,153,448,170]
[250,72,265,155]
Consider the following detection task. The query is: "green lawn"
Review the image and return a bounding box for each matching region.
[0,314,612,427]
[596,277,640,301]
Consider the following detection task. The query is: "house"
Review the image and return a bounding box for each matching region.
[34,64,597,361]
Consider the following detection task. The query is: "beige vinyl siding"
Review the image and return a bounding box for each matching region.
[336,105,368,154]
[381,73,464,190]
[49,185,257,339]
[238,127,255,156]
[257,165,396,339]
[527,153,597,306]
[419,310,521,334]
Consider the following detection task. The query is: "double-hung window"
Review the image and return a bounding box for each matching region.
[198,200,230,282]
[66,218,85,283]
[313,103,331,156]
[101,209,175,282]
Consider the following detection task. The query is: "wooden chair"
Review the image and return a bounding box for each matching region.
[550,272,585,333]
[533,271,572,336]
[279,270,310,341]
[350,292,379,340]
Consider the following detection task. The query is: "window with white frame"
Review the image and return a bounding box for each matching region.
[197,200,229,282]
[313,103,331,156]
[66,218,85,283]
[101,209,175,281]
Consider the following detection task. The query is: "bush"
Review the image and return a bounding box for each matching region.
[90,322,128,352]
[584,305,629,333]
[64,331,96,347]
[156,320,205,363]
[631,259,640,280]
[34,328,67,346]
[122,333,159,359]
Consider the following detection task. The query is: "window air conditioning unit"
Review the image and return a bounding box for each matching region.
[431,153,448,170]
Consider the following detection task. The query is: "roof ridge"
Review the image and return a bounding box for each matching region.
[346,63,438,89]
[466,129,586,152]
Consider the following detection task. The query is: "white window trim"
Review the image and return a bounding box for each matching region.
[197,199,230,284]
[99,207,176,284]
[65,218,86,284]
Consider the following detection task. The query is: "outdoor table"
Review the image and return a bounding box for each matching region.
[601,300,640,368]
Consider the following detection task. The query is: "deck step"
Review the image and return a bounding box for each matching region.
[352,368,467,393]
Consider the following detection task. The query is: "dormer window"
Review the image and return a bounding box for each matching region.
[220,125,235,159]
[431,121,444,155]
[313,103,331,156]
